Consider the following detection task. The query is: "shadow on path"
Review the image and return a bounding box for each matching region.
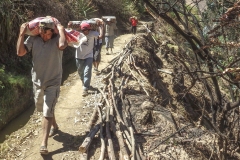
[40,130,84,160]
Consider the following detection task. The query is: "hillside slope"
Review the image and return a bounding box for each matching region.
[1,21,226,159]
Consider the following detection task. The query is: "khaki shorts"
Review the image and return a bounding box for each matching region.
[33,84,60,117]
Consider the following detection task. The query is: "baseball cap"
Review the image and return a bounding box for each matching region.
[39,17,55,29]
[80,22,91,30]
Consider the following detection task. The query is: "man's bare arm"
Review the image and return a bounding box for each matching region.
[57,24,68,50]
[16,23,28,56]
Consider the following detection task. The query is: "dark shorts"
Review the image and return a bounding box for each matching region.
[93,43,102,62]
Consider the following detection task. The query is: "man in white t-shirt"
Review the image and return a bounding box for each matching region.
[75,22,99,96]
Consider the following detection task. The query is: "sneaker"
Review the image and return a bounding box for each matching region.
[106,52,110,55]
[82,90,88,97]
[94,68,100,75]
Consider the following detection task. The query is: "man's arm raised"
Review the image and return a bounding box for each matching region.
[16,23,28,56]
[57,24,68,50]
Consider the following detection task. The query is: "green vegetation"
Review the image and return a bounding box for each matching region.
[70,0,98,19]
[0,66,31,124]
[120,0,141,18]
[0,0,33,71]
[0,0,31,126]
[0,0,25,49]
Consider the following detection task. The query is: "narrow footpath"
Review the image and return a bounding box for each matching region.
[4,33,134,160]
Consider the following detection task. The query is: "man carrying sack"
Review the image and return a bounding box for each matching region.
[16,16,68,155]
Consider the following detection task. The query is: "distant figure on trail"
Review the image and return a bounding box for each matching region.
[74,22,99,96]
[16,17,68,155]
[129,16,138,35]
[92,18,104,74]
[104,18,118,55]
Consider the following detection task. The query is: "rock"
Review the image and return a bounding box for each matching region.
[140,101,154,110]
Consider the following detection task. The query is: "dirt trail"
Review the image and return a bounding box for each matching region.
[7,33,134,160]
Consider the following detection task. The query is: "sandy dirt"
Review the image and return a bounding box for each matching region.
[3,33,134,160]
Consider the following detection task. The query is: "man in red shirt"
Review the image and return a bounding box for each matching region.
[129,16,138,35]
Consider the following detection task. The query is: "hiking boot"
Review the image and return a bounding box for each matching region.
[82,90,88,97]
